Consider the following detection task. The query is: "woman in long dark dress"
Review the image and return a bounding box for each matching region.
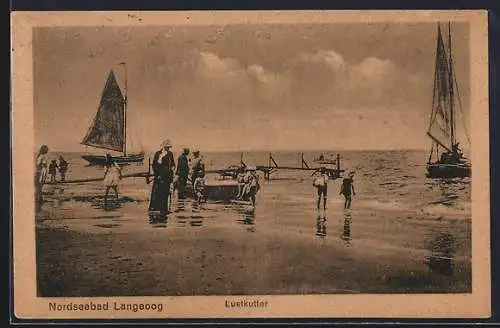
[35,144,49,204]
[149,140,175,217]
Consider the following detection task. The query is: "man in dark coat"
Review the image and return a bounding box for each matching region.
[176,148,190,199]
[149,140,175,216]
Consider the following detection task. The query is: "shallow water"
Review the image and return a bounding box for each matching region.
[36,150,471,294]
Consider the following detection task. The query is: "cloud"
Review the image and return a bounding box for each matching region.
[298,50,347,73]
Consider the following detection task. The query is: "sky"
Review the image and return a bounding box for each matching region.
[33,22,470,152]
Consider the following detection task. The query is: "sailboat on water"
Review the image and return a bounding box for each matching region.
[81,64,145,166]
[426,22,471,179]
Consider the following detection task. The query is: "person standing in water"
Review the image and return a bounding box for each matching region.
[35,144,50,204]
[48,159,58,183]
[340,172,356,210]
[190,149,205,182]
[313,167,329,210]
[176,148,190,199]
[149,140,175,216]
[103,153,122,207]
[58,156,69,182]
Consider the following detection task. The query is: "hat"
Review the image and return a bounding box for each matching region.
[348,171,355,177]
[161,140,172,149]
[193,149,200,154]
[246,165,257,171]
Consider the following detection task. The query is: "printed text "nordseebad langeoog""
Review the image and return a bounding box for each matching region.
[49,302,164,312]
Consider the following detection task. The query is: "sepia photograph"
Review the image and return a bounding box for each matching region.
[11,11,490,319]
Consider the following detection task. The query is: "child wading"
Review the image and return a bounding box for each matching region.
[58,156,69,182]
[103,153,122,206]
[48,159,58,183]
[340,172,356,210]
[313,167,329,210]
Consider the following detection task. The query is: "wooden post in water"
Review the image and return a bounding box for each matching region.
[336,153,341,178]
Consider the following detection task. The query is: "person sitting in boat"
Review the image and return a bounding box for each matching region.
[239,166,260,206]
[103,153,122,207]
[190,149,205,182]
[58,156,69,182]
[48,159,58,183]
[235,164,247,198]
[193,175,205,203]
[452,143,464,161]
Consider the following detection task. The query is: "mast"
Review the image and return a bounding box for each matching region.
[448,22,456,149]
[119,62,128,156]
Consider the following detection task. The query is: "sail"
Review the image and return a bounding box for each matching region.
[81,71,126,153]
[427,25,453,152]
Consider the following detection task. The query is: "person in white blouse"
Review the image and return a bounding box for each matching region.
[35,144,49,204]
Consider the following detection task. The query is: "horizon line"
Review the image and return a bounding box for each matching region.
[40,147,436,153]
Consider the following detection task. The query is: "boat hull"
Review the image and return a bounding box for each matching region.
[184,180,253,203]
[426,162,471,179]
[82,153,145,166]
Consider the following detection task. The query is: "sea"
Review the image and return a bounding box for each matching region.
[39,149,471,215]
[36,149,472,293]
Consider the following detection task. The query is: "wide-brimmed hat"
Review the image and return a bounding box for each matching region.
[193,149,200,154]
[348,171,355,177]
[161,139,172,148]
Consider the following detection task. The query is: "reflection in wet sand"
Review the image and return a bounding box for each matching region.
[236,207,256,232]
[315,211,327,238]
[341,210,352,245]
[426,231,455,276]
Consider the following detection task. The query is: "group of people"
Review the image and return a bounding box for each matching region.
[313,167,356,210]
[148,140,207,217]
[439,142,465,164]
[235,165,260,206]
[35,145,69,203]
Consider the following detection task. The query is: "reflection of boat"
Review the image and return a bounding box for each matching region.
[81,64,144,166]
[426,23,470,178]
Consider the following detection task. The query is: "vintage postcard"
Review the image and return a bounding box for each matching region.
[11,10,490,319]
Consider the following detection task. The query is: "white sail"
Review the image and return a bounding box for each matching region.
[427,24,454,153]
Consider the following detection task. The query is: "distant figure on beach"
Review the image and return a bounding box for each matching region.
[35,144,50,204]
[149,140,175,216]
[239,166,260,207]
[190,149,205,182]
[58,156,69,182]
[340,172,356,210]
[313,167,329,210]
[176,148,190,199]
[103,153,122,206]
[48,159,58,183]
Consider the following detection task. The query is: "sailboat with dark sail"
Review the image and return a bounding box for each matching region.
[426,23,471,179]
[81,64,144,166]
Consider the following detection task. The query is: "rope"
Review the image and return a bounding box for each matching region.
[453,71,471,146]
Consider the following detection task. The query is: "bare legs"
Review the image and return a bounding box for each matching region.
[317,196,327,210]
[104,186,119,207]
[343,195,352,210]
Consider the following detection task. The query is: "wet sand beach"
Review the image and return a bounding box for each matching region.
[35,150,471,296]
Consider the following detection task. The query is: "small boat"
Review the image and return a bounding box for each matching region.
[185,179,242,202]
[313,153,337,165]
[80,64,145,166]
[426,23,471,179]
